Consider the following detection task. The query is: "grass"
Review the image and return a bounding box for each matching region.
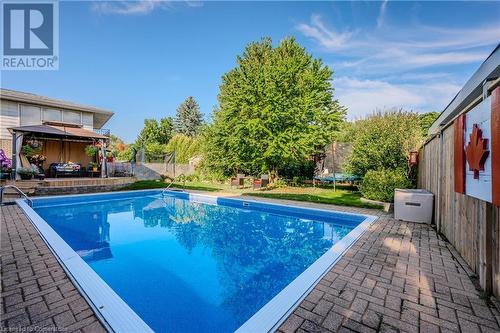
[243,187,380,209]
[119,180,222,192]
[120,179,380,209]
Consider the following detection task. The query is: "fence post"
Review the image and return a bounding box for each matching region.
[173,151,176,178]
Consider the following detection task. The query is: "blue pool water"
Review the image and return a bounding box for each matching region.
[33,191,364,332]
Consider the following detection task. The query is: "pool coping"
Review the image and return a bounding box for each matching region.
[16,198,154,333]
[234,203,377,333]
[17,189,378,333]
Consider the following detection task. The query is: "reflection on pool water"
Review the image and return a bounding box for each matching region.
[34,192,359,332]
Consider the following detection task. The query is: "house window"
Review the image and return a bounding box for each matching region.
[82,112,93,128]
[43,108,62,122]
[62,110,81,124]
[20,105,41,126]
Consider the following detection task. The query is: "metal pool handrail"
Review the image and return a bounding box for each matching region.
[0,185,33,206]
[161,174,187,195]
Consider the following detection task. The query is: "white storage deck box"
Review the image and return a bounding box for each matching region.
[394,189,434,224]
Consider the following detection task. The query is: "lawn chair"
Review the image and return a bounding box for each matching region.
[253,174,269,190]
[230,173,245,188]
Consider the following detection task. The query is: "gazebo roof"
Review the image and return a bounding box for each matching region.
[8,124,108,140]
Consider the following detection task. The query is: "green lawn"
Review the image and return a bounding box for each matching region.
[119,180,222,192]
[243,188,380,209]
[119,179,379,209]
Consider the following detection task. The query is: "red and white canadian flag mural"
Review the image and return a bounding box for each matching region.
[465,124,489,180]
[454,87,500,206]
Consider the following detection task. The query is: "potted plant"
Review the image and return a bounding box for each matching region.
[17,167,34,180]
[28,154,47,167]
[89,162,98,172]
[85,145,99,158]
[0,167,12,180]
[21,144,40,157]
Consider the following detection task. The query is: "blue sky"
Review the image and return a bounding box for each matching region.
[2,1,499,142]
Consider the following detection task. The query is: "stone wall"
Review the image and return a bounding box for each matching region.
[137,162,196,179]
[34,183,131,196]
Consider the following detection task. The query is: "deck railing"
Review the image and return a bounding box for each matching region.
[94,128,111,137]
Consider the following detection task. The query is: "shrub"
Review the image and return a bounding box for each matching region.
[273,178,287,188]
[116,146,134,162]
[195,169,226,183]
[165,134,201,164]
[185,174,200,182]
[345,110,423,185]
[360,169,412,202]
[144,142,167,162]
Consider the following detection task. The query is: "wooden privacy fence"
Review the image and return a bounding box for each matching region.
[418,124,500,296]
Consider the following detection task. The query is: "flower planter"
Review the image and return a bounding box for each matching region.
[0,172,11,180]
[19,174,33,180]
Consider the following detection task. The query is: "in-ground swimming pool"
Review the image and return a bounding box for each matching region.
[19,190,376,332]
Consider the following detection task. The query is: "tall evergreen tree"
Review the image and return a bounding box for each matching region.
[174,97,204,137]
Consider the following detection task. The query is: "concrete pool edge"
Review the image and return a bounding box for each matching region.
[17,190,378,333]
[16,199,154,333]
[236,213,377,333]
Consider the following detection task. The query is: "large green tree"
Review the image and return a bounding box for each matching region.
[203,37,345,176]
[135,118,174,160]
[136,117,174,146]
[174,97,204,137]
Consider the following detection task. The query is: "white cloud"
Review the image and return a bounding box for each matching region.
[334,77,462,119]
[377,0,388,28]
[91,1,169,15]
[185,1,204,8]
[91,1,202,15]
[379,71,452,82]
[297,15,499,71]
[296,14,354,50]
[336,48,490,73]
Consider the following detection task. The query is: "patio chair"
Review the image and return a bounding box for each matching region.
[253,174,269,190]
[230,173,245,188]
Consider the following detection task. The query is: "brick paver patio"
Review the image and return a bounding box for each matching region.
[2,197,500,333]
[277,215,500,333]
[1,205,105,333]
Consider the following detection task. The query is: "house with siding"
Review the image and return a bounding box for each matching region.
[0,89,113,178]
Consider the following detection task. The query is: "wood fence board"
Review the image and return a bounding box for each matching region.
[419,123,499,296]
